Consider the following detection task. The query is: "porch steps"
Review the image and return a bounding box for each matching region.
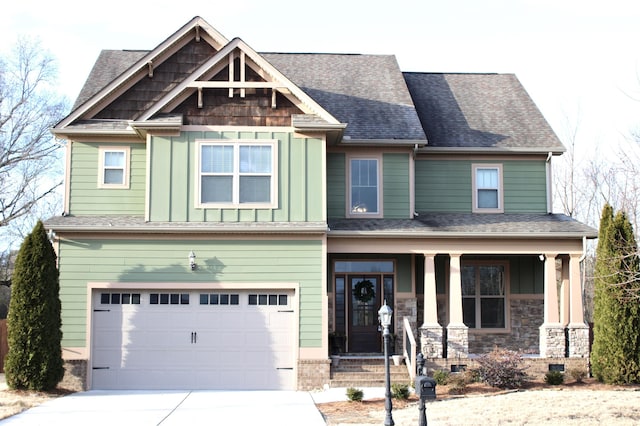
[329,356,411,388]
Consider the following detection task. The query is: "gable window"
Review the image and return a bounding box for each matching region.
[98,146,130,188]
[196,140,277,208]
[472,164,503,213]
[349,157,381,217]
[462,262,507,329]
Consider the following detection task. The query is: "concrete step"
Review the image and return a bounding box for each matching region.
[329,356,411,388]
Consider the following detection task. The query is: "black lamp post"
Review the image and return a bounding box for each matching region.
[378,301,394,426]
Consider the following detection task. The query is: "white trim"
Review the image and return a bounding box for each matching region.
[346,153,383,218]
[194,139,278,209]
[472,163,504,213]
[98,146,130,189]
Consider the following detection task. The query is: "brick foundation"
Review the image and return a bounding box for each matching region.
[297,359,331,390]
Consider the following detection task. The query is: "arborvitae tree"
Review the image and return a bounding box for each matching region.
[591,204,640,384]
[4,221,64,390]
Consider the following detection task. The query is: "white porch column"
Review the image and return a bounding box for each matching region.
[568,254,589,357]
[447,253,468,358]
[420,254,443,358]
[559,256,570,326]
[539,253,565,358]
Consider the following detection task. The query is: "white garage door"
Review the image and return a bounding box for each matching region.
[91,289,295,390]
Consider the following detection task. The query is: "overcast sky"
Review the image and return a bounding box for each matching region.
[2,1,640,154]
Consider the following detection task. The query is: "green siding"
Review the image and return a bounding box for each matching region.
[68,142,146,215]
[415,159,547,213]
[383,153,410,218]
[415,160,471,212]
[327,153,346,218]
[149,131,324,223]
[58,238,324,348]
[509,256,544,294]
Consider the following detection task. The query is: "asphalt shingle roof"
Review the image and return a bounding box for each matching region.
[328,213,597,237]
[404,73,565,152]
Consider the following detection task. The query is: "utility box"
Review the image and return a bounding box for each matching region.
[415,376,437,400]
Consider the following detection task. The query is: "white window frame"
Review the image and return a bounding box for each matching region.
[461,261,509,331]
[195,139,278,209]
[98,146,130,189]
[472,164,503,213]
[347,154,383,218]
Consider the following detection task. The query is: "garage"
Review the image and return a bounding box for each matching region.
[90,289,296,390]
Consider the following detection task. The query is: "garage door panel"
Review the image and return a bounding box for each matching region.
[92,289,295,390]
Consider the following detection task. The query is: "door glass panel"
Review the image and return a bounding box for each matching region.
[351,277,378,326]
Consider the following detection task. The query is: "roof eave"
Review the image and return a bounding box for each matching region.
[328,230,598,239]
[418,146,566,155]
[340,138,428,147]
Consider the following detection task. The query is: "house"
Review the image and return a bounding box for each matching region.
[46,16,597,391]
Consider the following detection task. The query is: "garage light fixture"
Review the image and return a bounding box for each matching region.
[189,251,197,271]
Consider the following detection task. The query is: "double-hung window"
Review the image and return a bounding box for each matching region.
[462,262,507,329]
[197,140,277,208]
[472,164,503,213]
[98,146,130,188]
[349,157,381,217]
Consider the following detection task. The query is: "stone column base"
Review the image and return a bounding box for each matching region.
[419,324,444,358]
[539,324,566,358]
[446,324,469,359]
[568,323,590,358]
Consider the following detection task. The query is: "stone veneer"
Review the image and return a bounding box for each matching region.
[394,298,417,354]
[539,324,566,358]
[468,297,543,354]
[61,360,87,391]
[568,324,590,358]
[420,325,444,358]
[297,359,331,390]
[446,325,469,358]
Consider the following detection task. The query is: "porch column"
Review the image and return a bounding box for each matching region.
[420,254,443,358]
[568,254,589,357]
[539,253,565,358]
[559,256,570,326]
[447,253,468,358]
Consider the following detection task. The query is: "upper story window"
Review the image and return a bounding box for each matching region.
[196,140,277,208]
[462,262,508,329]
[98,146,130,188]
[348,156,381,217]
[472,164,503,213]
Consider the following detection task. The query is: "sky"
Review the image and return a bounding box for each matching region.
[1,0,639,247]
[2,0,640,153]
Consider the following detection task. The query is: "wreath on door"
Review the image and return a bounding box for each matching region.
[353,279,375,303]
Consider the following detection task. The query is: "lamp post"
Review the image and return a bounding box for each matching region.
[378,301,394,426]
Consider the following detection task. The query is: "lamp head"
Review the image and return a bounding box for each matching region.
[189,251,197,271]
[378,301,393,327]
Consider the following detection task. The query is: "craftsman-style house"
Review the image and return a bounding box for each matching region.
[46,16,596,391]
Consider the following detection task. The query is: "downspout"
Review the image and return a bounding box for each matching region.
[545,152,553,214]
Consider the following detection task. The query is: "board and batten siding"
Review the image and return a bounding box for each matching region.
[68,142,146,215]
[148,131,324,223]
[415,159,547,213]
[58,238,324,349]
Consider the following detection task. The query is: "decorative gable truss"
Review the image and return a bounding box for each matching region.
[54,16,344,138]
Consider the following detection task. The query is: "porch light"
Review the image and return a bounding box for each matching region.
[189,251,197,271]
[378,302,393,328]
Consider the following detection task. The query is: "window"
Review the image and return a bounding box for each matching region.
[462,263,507,329]
[149,293,189,305]
[349,157,381,216]
[248,293,289,306]
[98,146,130,188]
[100,293,140,305]
[472,164,503,213]
[199,293,240,305]
[196,140,277,208]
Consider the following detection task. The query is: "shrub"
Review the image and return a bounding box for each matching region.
[448,374,469,394]
[567,367,587,383]
[391,383,410,400]
[475,348,528,389]
[432,369,450,385]
[346,387,363,402]
[544,371,565,385]
[5,221,64,391]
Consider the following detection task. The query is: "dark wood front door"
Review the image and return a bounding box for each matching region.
[348,276,382,353]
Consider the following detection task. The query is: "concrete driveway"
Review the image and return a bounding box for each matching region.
[0,390,327,425]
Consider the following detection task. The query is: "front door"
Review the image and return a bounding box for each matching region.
[348,276,382,352]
